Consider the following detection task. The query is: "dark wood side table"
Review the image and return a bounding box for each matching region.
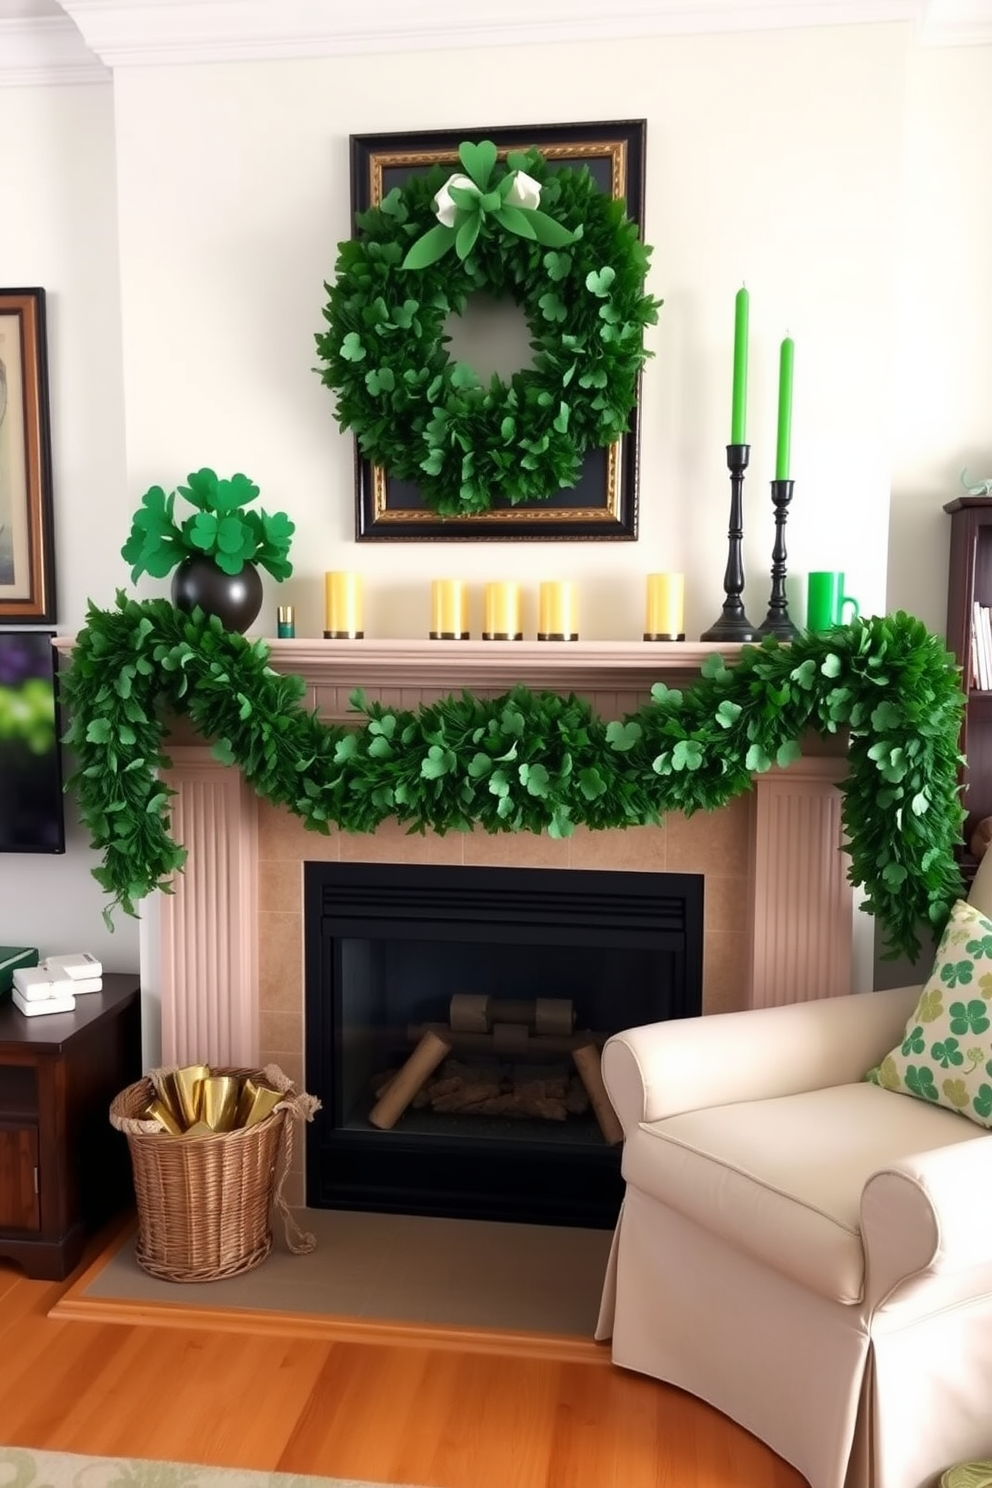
[0,973,141,1280]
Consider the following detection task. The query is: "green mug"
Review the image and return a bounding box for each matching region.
[806,571,860,632]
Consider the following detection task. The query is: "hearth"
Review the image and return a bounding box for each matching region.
[304,860,703,1228]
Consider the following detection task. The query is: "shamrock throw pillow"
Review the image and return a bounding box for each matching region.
[866,898,992,1127]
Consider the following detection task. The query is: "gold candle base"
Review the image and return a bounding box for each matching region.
[429,631,471,641]
[644,631,686,642]
[323,629,364,640]
[537,632,579,642]
[482,631,524,642]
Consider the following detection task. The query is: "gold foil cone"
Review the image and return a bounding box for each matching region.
[142,1098,184,1136]
[160,1064,209,1128]
[199,1074,241,1132]
[237,1078,283,1128]
[183,1120,215,1137]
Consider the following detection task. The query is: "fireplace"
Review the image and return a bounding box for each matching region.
[142,637,855,1213]
[303,860,703,1227]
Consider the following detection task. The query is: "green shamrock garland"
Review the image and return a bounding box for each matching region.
[60,596,965,963]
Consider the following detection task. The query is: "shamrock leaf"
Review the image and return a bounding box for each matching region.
[544,251,572,282]
[365,367,395,396]
[606,720,642,752]
[340,332,366,362]
[949,998,990,1034]
[586,267,616,297]
[672,740,703,772]
[520,762,550,798]
[905,1065,939,1102]
[458,139,497,189]
[900,1024,925,1056]
[421,745,455,780]
[539,292,568,324]
[974,1084,992,1120]
[943,1077,970,1108]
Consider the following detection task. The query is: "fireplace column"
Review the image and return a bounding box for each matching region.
[158,745,259,1065]
[748,757,851,1007]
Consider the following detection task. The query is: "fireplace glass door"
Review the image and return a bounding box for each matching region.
[304,861,703,1228]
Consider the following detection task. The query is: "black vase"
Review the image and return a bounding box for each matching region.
[171,555,264,633]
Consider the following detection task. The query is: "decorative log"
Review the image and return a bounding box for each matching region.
[449,993,491,1033]
[408,1022,603,1055]
[571,1042,625,1146]
[368,1028,452,1130]
[534,998,575,1036]
[447,995,575,1035]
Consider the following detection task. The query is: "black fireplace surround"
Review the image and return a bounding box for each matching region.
[304,860,703,1229]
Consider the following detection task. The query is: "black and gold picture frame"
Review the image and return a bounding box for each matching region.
[0,288,56,623]
[348,119,648,543]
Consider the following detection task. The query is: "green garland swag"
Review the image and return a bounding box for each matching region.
[60,596,966,963]
[315,140,662,517]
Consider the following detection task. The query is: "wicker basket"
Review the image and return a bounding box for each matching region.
[110,1065,317,1283]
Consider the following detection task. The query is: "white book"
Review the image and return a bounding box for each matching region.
[13,965,75,1001]
[43,952,103,981]
[973,602,989,691]
[12,987,76,1017]
[977,602,991,690]
[60,976,102,994]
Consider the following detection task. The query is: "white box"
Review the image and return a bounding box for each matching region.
[12,987,76,1017]
[13,965,75,1001]
[43,952,103,981]
[59,977,102,994]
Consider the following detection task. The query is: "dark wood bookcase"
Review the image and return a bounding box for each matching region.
[945,495,992,853]
[0,973,140,1279]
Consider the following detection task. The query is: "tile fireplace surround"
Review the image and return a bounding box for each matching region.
[138,637,854,1204]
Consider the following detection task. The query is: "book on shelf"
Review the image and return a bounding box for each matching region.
[973,601,992,691]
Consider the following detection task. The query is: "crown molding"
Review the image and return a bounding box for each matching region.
[4,0,991,85]
[921,0,992,44]
[0,14,108,85]
[41,0,927,69]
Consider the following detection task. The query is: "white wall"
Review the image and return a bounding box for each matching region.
[0,80,139,970]
[111,24,906,642]
[889,42,992,634]
[1,18,989,988]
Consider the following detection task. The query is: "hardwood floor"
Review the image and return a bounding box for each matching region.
[0,1224,806,1488]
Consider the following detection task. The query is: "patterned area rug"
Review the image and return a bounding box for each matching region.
[0,1448,428,1488]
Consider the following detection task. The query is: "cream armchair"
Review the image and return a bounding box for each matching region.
[596,865,992,1488]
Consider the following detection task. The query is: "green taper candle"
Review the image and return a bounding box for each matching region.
[775,336,794,480]
[731,286,749,445]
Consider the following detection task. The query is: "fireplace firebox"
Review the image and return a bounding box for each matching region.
[304,860,703,1228]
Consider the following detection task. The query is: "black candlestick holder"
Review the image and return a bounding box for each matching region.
[756,478,799,640]
[701,444,760,642]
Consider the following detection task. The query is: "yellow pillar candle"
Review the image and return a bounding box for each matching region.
[324,571,363,639]
[645,573,686,641]
[483,581,522,641]
[430,579,470,640]
[538,581,579,641]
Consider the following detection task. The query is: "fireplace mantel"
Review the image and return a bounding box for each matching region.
[264,637,737,701]
[98,633,856,1076]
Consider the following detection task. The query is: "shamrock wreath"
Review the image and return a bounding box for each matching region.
[315,139,662,518]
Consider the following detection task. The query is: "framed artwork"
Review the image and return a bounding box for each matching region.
[0,288,56,623]
[348,120,647,542]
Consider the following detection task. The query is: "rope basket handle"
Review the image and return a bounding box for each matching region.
[110,1062,322,1256]
[261,1062,321,1255]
